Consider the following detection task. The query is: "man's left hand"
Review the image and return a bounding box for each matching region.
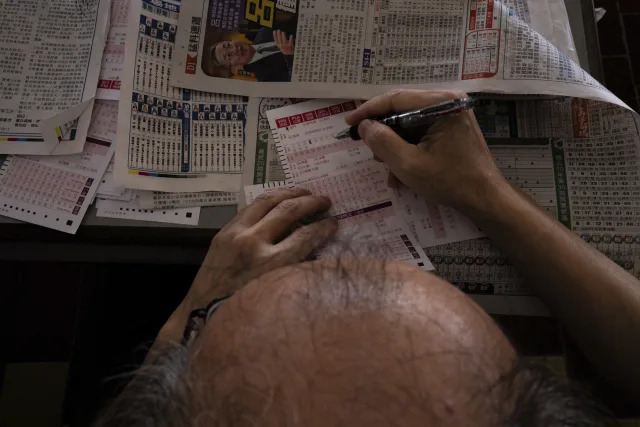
[185,188,336,310]
[274,30,295,55]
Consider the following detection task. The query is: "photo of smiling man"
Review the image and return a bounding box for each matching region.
[208,29,295,82]
[198,0,299,83]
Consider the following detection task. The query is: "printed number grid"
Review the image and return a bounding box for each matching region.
[504,16,601,87]
[566,134,640,231]
[293,13,365,84]
[129,112,182,171]
[373,1,463,84]
[300,164,391,218]
[0,157,91,215]
[492,145,558,216]
[135,15,178,98]
[425,239,529,295]
[281,134,368,180]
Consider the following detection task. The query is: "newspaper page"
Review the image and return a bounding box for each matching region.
[0,100,117,234]
[169,0,624,107]
[0,0,110,155]
[97,0,131,100]
[113,0,248,192]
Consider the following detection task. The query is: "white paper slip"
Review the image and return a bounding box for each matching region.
[243,181,293,204]
[113,0,247,193]
[265,98,485,248]
[245,179,434,271]
[96,198,201,226]
[395,188,485,248]
[97,0,130,100]
[0,100,118,234]
[138,191,238,210]
[96,171,128,198]
[0,0,110,154]
[266,99,367,183]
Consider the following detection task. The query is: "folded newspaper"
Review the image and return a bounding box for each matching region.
[0,0,110,155]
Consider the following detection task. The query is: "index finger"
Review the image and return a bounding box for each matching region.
[235,188,311,227]
[345,89,466,125]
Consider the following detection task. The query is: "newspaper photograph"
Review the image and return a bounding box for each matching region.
[113,0,248,192]
[170,0,624,110]
[0,0,110,155]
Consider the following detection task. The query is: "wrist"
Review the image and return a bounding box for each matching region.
[156,300,192,343]
[156,265,231,343]
[454,172,515,222]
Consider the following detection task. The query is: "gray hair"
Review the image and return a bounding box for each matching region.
[93,258,615,426]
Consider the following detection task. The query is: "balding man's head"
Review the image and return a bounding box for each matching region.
[95,258,613,426]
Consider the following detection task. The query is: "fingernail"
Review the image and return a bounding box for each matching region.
[344,114,354,125]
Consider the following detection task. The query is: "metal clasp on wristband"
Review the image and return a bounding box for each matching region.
[181,294,233,346]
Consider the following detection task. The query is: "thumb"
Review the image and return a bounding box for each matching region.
[358,119,417,168]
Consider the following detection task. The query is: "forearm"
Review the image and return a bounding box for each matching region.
[464,181,640,399]
[155,264,229,345]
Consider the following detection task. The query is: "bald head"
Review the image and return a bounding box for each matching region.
[187,259,516,426]
[95,258,613,427]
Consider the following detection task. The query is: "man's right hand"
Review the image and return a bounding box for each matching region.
[345,90,507,213]
[274,30,295,55]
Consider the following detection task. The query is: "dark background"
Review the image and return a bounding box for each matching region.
[2,2,640,425]
[596,0,640,112]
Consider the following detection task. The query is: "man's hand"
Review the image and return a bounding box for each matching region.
[345,89,507,212]
[186,188,336,310]
[274,30,295,55]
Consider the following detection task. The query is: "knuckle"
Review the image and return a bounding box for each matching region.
[277,198,299,213]
[399,157,421,174]
[369,123,389,141]
[231,230,257,250]
[293,225,317,244]
[450,90,468,99]
[254,192,277,204]
[386,88,405,98]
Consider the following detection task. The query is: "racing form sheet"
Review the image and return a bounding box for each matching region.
[244,176,435,271]
[265,98,486,246]
[0,100,118,234]
[113,0,248,192]
[259,97,511,270]
[395,188,485,248]
[0,0,110,155]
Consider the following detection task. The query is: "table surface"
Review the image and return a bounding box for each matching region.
[0,0,602,263]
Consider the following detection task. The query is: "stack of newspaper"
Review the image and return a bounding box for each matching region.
[1,0,638,313]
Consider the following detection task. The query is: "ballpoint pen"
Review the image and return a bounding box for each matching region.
[334,96,478,144]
